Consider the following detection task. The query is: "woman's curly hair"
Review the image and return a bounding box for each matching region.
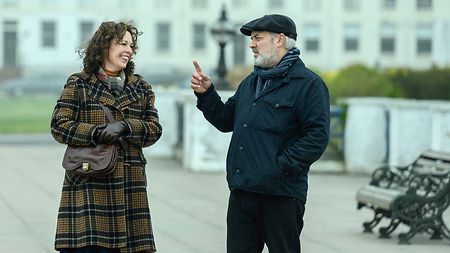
[77,21,142,77]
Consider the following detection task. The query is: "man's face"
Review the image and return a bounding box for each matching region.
[249,31,279,68]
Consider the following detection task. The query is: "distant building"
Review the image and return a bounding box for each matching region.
[1,0,449,82]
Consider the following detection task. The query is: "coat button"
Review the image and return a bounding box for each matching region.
[252,103,256,106]
[239,146,244,151]
[243,124,247,128]
[275,103,280,108]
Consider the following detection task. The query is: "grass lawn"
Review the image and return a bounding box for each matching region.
[0,95,57,133]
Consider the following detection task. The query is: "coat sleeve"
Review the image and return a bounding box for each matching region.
[195,84,238,133]
[123,81,162,148]
[277,77,330,174]
[50,77,98,146]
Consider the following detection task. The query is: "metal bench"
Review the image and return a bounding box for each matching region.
[356,149,450,244]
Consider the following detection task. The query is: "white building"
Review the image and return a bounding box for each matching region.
[1,0,450,81]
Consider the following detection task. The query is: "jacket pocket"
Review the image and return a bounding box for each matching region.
[263,96,295,108]
[255,96,295,132]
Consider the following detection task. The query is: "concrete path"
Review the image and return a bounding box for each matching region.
[0,135,449,252]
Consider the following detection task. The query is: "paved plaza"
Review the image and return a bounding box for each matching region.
[0,134,449,253]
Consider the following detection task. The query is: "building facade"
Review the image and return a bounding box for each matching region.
[1,0,450,81]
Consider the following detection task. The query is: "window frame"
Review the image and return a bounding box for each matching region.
[417,0,432,10]
[156,22,171,51]
[192,23,206,50]
[380,23,396,54]
[343,24,360,52]
[416,23,433,55]
[303,23,321,53]
[41,20,56,48]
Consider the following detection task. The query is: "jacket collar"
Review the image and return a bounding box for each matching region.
[250,58,307,98]
[75,72,141,110]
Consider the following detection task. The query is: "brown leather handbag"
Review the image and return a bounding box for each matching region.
[62,104,118,177]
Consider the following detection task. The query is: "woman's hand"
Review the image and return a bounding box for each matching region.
[96,121,128,144]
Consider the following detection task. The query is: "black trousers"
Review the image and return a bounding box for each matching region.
[227,190,305,253]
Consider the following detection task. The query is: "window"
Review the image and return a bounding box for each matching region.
[382,0,396,10]
[417,0,432,10]
[268,0,284,8]
[344,0,360,11]
[304,23,320,52]
[2,0,18,8]
[233,34,246,66]
[303,0,321,10]
[3,20,17,67]
[192,23,206,50]
[232,0,248,8]
[380,23,396,54]
[79,21,94,44]
[156,22,171,51]
[344,24,360,52]
[381,38,395,53]
[416,24,432,54]
[42,21,56,48]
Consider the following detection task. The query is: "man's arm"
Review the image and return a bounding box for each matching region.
[277,78,330,174]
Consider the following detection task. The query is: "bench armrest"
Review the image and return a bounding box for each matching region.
[370,165,410,188]
[391,180,450,223]
[406,171,450,196]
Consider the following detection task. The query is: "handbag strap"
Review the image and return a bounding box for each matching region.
[99,104,116,123]
[99,104,128,150]
[71,72,116,124]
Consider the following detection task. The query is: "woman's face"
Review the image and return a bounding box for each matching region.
[103,31,134,72]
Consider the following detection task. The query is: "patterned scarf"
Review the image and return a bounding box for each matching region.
[97,67,126,96]
[253,47,300,97]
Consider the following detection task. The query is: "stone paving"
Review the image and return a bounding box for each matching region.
[0,136,449,252]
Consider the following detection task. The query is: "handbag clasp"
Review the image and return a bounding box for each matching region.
[82,163,90,171]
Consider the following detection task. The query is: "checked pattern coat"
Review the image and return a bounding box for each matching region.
[51,71,162,252]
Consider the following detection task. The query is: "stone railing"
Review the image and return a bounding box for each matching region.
[342,97,450,174]
[146,88,344,173]
[146,90,450,174]
[144,88,233,172]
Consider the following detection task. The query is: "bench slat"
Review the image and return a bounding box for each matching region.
[356,185,403,210]
[421,150,450,162]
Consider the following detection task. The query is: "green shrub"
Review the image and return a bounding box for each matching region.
[388,67,450,100]
[327,64,403,103]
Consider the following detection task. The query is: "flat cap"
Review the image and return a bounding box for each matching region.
[240,14,297,40]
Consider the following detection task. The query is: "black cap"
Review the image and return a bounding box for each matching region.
[240,14,297,40]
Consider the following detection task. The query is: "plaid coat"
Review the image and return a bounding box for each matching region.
[51,71,162,252]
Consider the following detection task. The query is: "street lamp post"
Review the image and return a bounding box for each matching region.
[210,5,235,90]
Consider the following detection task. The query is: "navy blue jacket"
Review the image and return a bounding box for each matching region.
[196,58,330,203]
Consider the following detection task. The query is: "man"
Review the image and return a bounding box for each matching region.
[191,14,330,253]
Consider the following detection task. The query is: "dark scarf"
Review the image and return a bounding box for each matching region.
[253,47,300,97]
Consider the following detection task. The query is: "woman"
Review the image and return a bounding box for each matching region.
[51,21,162,253]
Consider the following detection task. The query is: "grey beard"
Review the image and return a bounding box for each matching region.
[254,53,278,68]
